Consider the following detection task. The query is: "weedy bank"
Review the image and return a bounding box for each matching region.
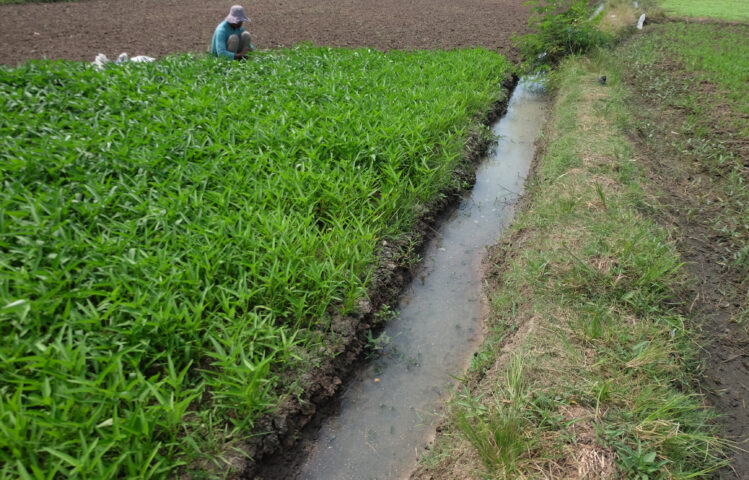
[413,4,747,479]
[0,47,512,478]
[617,20,748,280]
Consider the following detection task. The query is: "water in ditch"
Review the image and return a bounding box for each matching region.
[298,78,547,480]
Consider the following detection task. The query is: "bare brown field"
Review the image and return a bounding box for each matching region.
[0,0,529,66]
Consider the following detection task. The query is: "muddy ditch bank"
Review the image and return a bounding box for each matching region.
[190,75,520,479]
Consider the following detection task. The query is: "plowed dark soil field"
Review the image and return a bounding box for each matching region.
[0,0,530,66]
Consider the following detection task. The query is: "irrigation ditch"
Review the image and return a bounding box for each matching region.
[229,77,549,480]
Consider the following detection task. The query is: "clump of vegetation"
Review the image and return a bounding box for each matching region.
[514,0,612,69]
[0,47,512,478]
[453,356,533,477]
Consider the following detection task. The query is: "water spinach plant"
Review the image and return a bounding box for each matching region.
[0,47,512,478]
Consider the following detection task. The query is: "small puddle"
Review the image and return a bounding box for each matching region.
[298,78,548,480]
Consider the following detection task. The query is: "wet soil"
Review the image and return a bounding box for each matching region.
[0,0,530,66]
[622,49,749,477]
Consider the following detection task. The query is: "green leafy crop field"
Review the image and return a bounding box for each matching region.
[659,0,749,21]
[0,47,512,478]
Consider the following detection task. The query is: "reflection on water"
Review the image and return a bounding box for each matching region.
[299,78,548,480]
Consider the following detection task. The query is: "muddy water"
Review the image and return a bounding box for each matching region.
[298,79,547,480]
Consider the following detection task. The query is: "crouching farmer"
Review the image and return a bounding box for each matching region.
[211,5,255,60]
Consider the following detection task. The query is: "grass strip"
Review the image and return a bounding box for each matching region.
[0,47,512,478]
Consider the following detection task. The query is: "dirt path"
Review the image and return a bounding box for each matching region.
[0,0,529,66]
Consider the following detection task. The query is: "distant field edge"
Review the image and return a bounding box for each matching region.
[659,0,749,22]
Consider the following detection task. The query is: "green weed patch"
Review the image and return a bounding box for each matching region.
[621,23,749,132]
[616,23,749,271]
[0,47,512,478]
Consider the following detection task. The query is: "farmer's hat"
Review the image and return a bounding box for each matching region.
[226,5,250,24]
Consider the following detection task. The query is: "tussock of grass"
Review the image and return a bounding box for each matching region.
[416,52,728,479]
[454,358,534,477]
[0,48,512,478]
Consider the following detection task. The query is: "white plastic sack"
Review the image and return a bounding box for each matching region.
[92,52,155,70]
[116,53,156,64]
[93,53,110,70]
